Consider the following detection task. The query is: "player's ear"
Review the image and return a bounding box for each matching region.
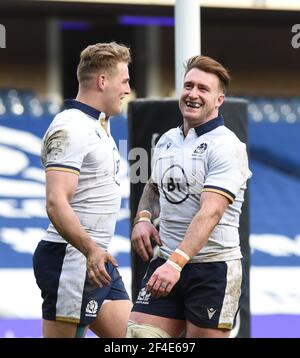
[216,93,225,109]
[97,73,106,91]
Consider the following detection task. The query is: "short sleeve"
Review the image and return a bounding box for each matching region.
[41,122,89,175]
[202,140,251,203]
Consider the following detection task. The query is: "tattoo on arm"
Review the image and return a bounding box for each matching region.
[137,179,160,219]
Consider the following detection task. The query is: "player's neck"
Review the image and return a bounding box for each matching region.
[76,91,103,113]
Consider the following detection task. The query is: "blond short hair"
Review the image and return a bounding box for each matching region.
[184,55,230,94]
[77,42,131,85]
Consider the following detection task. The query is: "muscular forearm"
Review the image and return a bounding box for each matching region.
[137,180,160,219]
[178,208,221,258]
[47,200,97,256]
[178,191,231,259]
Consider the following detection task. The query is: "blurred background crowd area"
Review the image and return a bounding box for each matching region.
[1,87,300,124]
[1,1,300,103]
[1,1,300,122]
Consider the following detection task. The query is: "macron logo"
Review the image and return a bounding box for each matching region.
[207,308,217,320]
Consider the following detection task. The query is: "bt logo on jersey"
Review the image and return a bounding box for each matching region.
[291,24,300,49]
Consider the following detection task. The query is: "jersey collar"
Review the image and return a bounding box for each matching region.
[64,99,104,121]
[194,115,224,137]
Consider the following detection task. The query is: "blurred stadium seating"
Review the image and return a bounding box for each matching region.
[2,89,300,124]
[247,96,300,124]
[0,89,61,119]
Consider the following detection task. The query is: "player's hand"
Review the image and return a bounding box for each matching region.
[131,221,161,261]
[146,261,180,298]
[86,247,118,288]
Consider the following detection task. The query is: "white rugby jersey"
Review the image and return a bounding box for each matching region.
[41,99,121,249]
[151,115,252,262]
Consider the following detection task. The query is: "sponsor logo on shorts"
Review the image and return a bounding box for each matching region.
[85,300,98,317]
[136,287,151,305]
[207,307,217,320]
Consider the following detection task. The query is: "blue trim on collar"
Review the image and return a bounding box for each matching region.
[64,99,102,120]
[194,115,224,137]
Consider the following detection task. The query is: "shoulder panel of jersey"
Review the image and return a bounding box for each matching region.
[202,126,251,203]
[42,109,93,175]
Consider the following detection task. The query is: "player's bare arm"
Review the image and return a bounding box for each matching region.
[137,178,160,219]
[179,191,230,257]
[131,179,161,261]
[46,170,117,287]
[146,191,229,297]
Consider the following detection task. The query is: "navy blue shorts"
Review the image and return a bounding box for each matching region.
[132,257,246,329]
[33,240,129,325]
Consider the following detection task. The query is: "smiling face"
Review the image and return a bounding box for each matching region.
[101,61,131,117]
[179,68,225,129]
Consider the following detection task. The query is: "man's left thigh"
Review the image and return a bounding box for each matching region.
[183,259,245,330]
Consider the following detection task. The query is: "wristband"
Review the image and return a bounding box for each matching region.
[175,248,190,261]
[169,248,190,270]
[133,217,151,226]
[166,259,182,272]
[135,210,152,220]
[133,210,152,226]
